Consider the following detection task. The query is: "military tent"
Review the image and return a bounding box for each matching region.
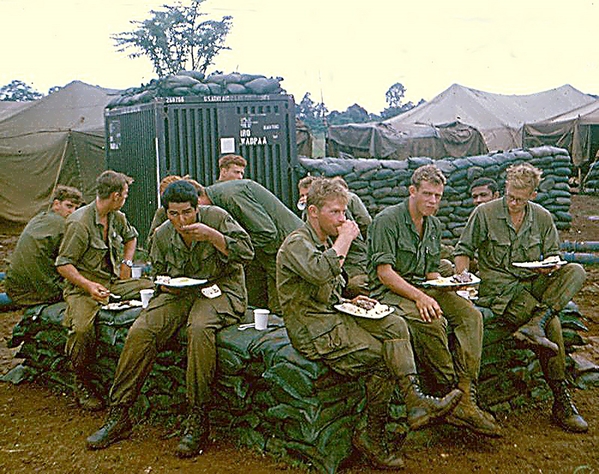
[523,98,599,167]
[385,84,595,153]
[326,120,487,160]
[0,81,119,224]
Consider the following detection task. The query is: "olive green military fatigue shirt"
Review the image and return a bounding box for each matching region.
[206,179,302,255]
[150,205,254,315]
[347,191,372,239]
[6,210,66,305]
[455,197,561,315]
[368,200,441,304]
[276,222,368,360]
[56,202,138,288]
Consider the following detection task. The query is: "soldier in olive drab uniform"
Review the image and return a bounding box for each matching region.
[277,178,461,470]
[198,178,302,313]
[455,163,588,432]
[5,185,82,306]
[368,164,501,437]
[56,171,153,412]
[87,180,254,457]
[298,176,371,298]
[331,176,372,297]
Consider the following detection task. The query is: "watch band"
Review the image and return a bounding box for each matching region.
[121,259,134,267]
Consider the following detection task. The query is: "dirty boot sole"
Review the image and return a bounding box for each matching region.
[513,329,559,355]
[409,389,462,431]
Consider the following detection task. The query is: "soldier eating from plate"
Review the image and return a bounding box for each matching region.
[86,180,254,457]
[56,171,153,412]
[276,177,462,469]
[368,164,501,438]
[454,162,588,432]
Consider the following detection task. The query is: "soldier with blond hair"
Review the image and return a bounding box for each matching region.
[455,162,588,432]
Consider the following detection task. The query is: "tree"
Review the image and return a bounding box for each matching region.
[296,92,328,133]
[0,80,43,102]
[113,0,232,77]
[48,86,63,95]
[380,82,421,119]
[327,104,376,126]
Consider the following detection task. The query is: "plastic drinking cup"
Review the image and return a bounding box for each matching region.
[140,289,154,308]
[253,309,270,330]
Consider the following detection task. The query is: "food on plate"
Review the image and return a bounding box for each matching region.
[155,275,171,285]
[450,271,473,284]
[335,301,394,318]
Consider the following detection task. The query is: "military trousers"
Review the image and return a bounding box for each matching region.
[483,262,586,381]
[300,312,417,381]
[62,277,153,376]
[109,291,239,408]
[395,289,483,392]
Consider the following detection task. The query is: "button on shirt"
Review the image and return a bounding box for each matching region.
[454,197,561,315]
[56,202,138,283]
[150,205,254,314]
[368,200,441,304]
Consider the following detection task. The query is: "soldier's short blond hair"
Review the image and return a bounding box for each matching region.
[411,164,446,188]
[307,178,348,209]
[298,175,318,190]
[506,163,542,191]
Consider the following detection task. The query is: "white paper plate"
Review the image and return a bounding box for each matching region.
[422,273,481,288]
[512,259,567,269]
[155,276,208,287]
[101,300,143,311]
[334,302,394,319]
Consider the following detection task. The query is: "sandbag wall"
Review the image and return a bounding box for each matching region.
[107,71,285,109]
[5,302,597,473]
[582,159,599,194]
[298,146,574,245]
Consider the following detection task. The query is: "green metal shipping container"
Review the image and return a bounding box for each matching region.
[105,94,299,245]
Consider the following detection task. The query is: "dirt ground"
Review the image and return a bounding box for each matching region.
[1,196,599,473]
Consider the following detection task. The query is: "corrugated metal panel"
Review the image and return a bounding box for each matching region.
[105,104,159,243]
[106,95,299,247]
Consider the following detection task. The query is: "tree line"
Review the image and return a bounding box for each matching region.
[1,0,422,125]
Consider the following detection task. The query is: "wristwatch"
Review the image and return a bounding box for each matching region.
[121,259,134,268]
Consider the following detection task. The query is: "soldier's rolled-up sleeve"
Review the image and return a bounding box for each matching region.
[55,221,88,267]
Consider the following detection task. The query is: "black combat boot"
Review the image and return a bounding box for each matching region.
[514,307,559,354]
[549,380,588,433]
[175,407,210,458]
[86,406,132,450]
[445,380,502,437]
[399,375,462,430]
[74,376,104,412]
[352,375,405,469]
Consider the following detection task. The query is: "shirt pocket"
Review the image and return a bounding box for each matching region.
[516,234,542,262]
[486,231,511,268]
[86,237,108,270]
[109,233,124,265]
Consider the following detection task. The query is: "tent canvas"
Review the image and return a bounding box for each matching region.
[0,81,119,224]
[327,120,487,160]
[385,84,595,154]
[523,98,599,167]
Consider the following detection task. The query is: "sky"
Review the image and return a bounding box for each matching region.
[1,0,598,113]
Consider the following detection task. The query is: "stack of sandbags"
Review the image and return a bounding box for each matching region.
[582,159,599,194]
[4,304,363,473]
[298,146,574,245]
[107,72,285,109]
[4,301,596,472]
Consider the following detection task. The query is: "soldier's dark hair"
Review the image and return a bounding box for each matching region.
[52,185,83,205]
[470,177,498,194]
[162,180,198,210]
[307,178,348,210]
[96,170,133,199]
